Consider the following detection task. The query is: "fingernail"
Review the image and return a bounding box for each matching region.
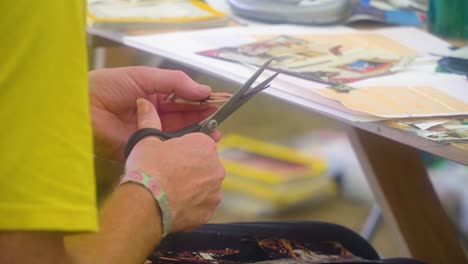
[137,98,147,115]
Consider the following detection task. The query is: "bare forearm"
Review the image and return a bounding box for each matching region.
[0,232,67,264]
[65,183,163,263]
[0,181,163,264]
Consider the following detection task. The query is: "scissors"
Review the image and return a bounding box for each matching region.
[124,58,279,159]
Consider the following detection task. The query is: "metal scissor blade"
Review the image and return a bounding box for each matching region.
[218,72,279,120]
[199,58,276,134]
[237,57,275,95]
[243,72,280,98]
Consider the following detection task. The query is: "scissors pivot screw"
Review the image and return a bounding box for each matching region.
[207,120,218,131]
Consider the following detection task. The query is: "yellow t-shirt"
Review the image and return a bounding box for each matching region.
[0,1,97,231]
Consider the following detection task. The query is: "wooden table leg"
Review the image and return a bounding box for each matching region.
[347,126,467,264]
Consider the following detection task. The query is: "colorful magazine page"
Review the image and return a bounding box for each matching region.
[216,135,336,213]
[126,25,465,120]
[388,117,468,143]
[197,35,415,85]
[217,134,326,183]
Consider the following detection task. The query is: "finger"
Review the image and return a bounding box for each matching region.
[210,129,222,142]
[157,100,218,114]
[160,106,218,132]
[136,98,162,129]
[124,67,212,101]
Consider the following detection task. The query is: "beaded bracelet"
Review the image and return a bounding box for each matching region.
[119,170,172,238]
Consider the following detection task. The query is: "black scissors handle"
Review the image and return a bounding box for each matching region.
[124,124,201,160]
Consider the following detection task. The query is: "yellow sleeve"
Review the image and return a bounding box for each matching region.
[0,1,98,231]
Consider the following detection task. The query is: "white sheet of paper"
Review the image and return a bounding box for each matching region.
[413,121,448,130]
[123,25,465,121]
[451,46,468,60]
[124,25,382,121]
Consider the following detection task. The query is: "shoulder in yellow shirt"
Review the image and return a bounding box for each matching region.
[0,1,97,231]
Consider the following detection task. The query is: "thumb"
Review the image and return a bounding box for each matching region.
[136,98,162,129]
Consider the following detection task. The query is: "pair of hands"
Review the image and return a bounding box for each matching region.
[89,66,225,233]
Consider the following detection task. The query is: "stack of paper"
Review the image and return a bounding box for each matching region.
[87,0,229,32]
[123,25,468,122]
[216,134,336,216]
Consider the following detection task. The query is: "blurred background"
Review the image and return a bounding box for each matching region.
[86,0,468,258]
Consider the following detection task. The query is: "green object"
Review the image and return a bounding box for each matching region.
[420,151,446,170]
[435,65,449,73]
[428,0,468,39]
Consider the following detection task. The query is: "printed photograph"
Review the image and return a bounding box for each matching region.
[389,118,468,142]
[197,35,414,85]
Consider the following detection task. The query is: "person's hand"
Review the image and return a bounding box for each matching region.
[89,67,221,162]
[126,98,225,232]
